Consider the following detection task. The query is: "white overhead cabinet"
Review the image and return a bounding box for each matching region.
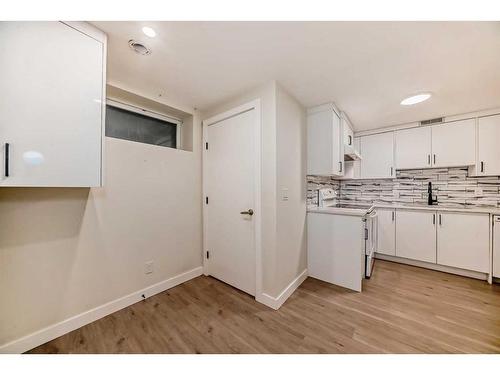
[342,113,354,148]
[360,132,394,179]
[394,119,475,170]
[395,210,436,263]
[431,119,476,168]
[376,208,396,256]
[477,114,500,176]
[343,137,361,179]
[307,104,343,176]
[395,126,432,169]
[436,212,490,273]
[0,22,105,187]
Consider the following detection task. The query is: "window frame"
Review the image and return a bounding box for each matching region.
[106,99,182,149]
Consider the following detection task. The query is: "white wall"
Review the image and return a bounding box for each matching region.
[274,84,307,297]
[0,94,203,349]
[202,81,307,302]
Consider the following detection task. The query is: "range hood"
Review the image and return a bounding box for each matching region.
[344,143,362,161]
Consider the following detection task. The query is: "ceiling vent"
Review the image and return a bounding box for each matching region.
[128,40,151,55]
[420,117,444,126]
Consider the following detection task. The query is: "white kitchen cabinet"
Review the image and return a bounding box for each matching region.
[343,137,361,179]
[395,126,432,170]
[360,132,394,179]
[307,104,343,176]
[342,113,354,148]
[436,212,490,273]
[376,208,396,256]
[477,115,500,176]
[307,212,365,292]
[431,119,476,168]
[396,210,436,263]
[0,22,106,187]
[494,216,500,278]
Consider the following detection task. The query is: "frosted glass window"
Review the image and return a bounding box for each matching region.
[106,105,177,148]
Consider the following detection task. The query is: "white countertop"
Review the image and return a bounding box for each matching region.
[308,203,500,216]
[307,206,369,217]
[372,203,500,215]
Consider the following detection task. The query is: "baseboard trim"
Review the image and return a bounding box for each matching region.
[257,269,308,310]
[0,266,203,354]
[375,254,487,281]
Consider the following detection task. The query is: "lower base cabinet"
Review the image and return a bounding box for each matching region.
[307,212,365,292]
[383,208,491,275]
[377,208,396,256]
[437,212,490,273]
[395,210,437,263]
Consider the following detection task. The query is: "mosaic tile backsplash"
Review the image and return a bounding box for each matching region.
[307,167,500,209]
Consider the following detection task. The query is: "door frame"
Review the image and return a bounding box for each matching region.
[202,99,262,298]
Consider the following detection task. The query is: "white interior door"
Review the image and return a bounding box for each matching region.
[205,108,257,296]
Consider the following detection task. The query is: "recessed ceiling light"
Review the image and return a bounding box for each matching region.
[128,40,151,55]
[142,26,156,38]
[400,93,432,106]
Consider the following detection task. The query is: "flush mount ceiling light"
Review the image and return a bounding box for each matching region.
[142,26,156,38]
[128,40,151,55]
[400,93,432,106]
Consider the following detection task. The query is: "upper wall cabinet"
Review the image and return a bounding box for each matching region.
[342,113,354,148]
[307,104,344,176]
[431,119,476,168]
[394,119,476,170]
[477,114,500,176]
[395,126,432,169]
[0,22,106,187]
[360,132,394,179]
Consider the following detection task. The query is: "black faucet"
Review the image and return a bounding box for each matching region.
[427,182,438,205]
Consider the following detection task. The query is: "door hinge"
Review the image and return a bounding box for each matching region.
[205,196,208,204]
[205,142,208,150]
[206,251,210,259]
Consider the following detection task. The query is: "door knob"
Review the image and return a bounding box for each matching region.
[240,209,254,216]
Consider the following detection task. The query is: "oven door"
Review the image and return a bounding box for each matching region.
[365,210,378,278]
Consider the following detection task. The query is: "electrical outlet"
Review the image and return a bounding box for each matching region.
[144,261,153,274]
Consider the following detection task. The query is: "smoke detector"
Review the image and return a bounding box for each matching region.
[128,40,151,55]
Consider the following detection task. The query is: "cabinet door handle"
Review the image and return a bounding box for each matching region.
[390,167,393,176]
[428,154,431,165]
[392,211,395,221]
[4,143,9,177]
[348,135,352,145]
[433,213,435,225]
[339,161,342,173]
[480,161,484,173]
[439,214,442,226]
[433,154,436,164]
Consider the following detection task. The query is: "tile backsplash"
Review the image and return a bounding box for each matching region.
[307,167,500,208]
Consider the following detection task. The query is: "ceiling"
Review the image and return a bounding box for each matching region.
[93,21,500,131]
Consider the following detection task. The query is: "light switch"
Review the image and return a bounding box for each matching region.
[281,188,289,201]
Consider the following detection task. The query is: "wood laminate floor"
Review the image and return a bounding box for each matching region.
[27,260,500,354]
